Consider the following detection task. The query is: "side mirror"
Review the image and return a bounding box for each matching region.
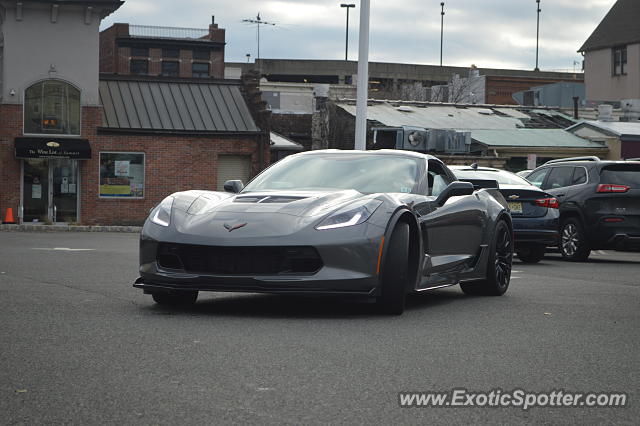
[435,181,474,206]
[223,180,244,193]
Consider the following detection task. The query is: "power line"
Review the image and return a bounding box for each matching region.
[242,13,276,60]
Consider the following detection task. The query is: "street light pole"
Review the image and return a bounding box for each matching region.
[535,0,541,71]
[440,2,445,67]
[354,0,370,150]
[341,4,355,61]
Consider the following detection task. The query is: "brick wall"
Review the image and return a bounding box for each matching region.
[0,104,23,220]
[85,130,265,225]
[100,22,225,79]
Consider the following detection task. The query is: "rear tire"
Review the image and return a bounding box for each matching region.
[516,244,545,263]
[376,222,410,315]
[560,218,591,261]
[460,220,512,296]
[152,291,198,306]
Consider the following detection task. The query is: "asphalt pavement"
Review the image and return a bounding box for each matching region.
[1,231,639,425]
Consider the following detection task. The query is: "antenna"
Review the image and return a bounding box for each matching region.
[242,13,276,60]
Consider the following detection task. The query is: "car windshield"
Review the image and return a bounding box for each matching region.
[453,169,532,186]
[243,153,422,194]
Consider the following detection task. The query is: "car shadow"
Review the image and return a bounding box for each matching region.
[143,288,464,319]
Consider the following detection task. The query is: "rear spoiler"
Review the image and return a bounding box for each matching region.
[458,178,500,190]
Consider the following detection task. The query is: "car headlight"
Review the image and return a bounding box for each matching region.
[316,199,382,230]
[150,196,174,227]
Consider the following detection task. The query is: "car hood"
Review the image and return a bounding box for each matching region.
[171,189,375,239]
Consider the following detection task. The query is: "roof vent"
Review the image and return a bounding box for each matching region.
[597,104,614,122]
[397,105,414,112]
[477,108,494,115]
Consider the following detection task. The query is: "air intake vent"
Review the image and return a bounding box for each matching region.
[234,195,306,204]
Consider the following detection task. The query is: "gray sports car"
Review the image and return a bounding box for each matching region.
[134,149,513,314]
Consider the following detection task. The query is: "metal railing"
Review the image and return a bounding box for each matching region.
[129,25,209,41]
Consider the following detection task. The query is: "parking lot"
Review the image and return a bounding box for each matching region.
[1,231,639,424]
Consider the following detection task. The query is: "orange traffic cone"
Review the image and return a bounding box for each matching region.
[3,208,16,224]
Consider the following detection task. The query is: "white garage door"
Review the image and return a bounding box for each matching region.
[217,155,252,190]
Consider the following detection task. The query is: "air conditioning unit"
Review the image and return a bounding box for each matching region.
[400,127,429,151]
[372,126,470,153]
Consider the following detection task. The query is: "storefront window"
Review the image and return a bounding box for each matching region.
[24,80,80,135]
[99,152,145,198]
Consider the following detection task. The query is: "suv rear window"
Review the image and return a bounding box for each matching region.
[600,164,640,188]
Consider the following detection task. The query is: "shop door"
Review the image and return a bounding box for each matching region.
[51,159,78,223]
[22,159,78,223]
[22,159,49,223]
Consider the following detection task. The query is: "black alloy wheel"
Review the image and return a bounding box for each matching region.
[560,218,591,261]
[461,220,512,296]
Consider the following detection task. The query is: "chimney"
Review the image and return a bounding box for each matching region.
[208,15,225,43]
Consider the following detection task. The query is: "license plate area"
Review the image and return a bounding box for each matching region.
[508,202,523,214]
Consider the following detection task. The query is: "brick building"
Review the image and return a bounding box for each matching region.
[1,1,269,225]
[99,18,225,79]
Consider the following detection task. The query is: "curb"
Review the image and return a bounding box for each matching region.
[0,224,142,233]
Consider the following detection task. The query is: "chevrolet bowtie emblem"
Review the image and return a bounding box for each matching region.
[224,222,247,232]
[508,195,520,200]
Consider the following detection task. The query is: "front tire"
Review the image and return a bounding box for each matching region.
[376,222,410,315]
[152,291,198,306]
[461,220,512,296]
[560,218,591,261]
[516,244,545,263]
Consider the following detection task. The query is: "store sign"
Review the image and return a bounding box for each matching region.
[14,137,91,159]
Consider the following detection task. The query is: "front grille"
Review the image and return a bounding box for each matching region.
[157,243,323,275]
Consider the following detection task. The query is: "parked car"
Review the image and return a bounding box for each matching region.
[450,165,559,263]
[135,150,513,315]
[526,156,640,261]
[516,170,533,179]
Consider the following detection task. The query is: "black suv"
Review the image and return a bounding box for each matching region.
[526,157,640,261]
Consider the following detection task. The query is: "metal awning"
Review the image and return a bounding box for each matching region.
[99,78,260,134]
[14,137,92,159]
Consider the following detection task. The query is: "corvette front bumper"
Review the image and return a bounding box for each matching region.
[134,225,385,296]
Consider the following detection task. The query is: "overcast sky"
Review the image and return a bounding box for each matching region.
[101,0,617,71]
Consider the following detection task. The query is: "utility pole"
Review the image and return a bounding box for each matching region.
[354,0,370,150]
[341,4,355,61]
[440,2,445,67]
[535,0,541,71]
[242,13,276,60]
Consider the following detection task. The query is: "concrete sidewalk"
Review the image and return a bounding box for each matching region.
[0,224,141,233]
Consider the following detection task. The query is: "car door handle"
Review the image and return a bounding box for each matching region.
[556,193,565,197]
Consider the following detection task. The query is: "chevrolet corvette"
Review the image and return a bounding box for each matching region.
[134,150,513,314]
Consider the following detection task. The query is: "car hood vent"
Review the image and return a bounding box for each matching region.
[234,195,308,204]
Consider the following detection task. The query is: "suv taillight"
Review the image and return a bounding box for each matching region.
[535,198,559,208]
[596,184,630,193]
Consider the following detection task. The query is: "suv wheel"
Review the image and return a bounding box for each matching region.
[560,218,591,261]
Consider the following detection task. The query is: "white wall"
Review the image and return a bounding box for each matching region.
[585,43,640,103]
[0,2,106,106]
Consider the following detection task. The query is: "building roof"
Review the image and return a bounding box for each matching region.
[566,120,640,139]
[335,101,575,130]
[579,0,640,52]
[99,78,259,134]
[270,132,304,151]
[471,129,607,149]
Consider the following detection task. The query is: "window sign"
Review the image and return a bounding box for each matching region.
[100,152,145,198]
